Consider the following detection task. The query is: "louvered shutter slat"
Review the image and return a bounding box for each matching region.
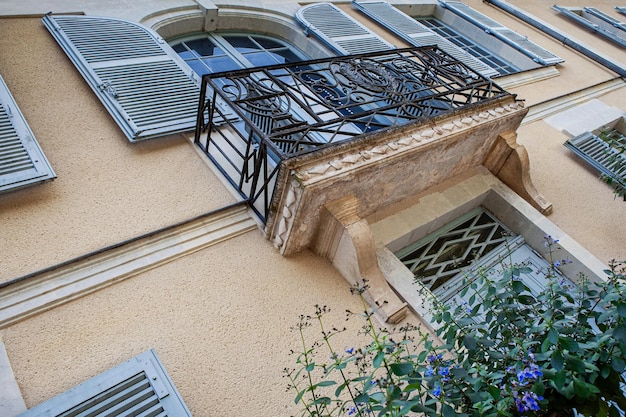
[440,1,563,65]
[0,75,55,193]
[296,3,395,55]
[18,350,191,417]
[565,131,626,187]
[552,6,626,48]
[43,15,233,141]
[353,0,499,77]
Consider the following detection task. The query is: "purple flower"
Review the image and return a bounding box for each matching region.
[346,347,355,354]
[432,385,441,397]
[425,366,434,376]
[438,367,450,377]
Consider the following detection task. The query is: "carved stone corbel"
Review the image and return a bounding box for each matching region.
[314,196,408,324]
[484,131,553,215]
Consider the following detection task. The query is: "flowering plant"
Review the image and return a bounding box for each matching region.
[285,237,626,416]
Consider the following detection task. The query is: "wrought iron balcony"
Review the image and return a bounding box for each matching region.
[194,46,509,221]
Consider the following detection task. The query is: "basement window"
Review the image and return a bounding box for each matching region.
[393,208,570,312]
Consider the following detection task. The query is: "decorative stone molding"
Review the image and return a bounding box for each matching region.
[271,178,303,249]
[269,96,529,256]
[484,131,552,214]
[294,101,526,186]
[313,196,408,323]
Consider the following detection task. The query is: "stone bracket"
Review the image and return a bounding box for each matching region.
[484,131,553,215]
[314,196,408,324]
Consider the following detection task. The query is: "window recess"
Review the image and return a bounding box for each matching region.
[351,0,500,78]
[440,0,564,65]
[393,208,570,313]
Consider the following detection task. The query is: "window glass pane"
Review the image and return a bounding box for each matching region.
[223,35,261,54]
[186,38,226,57]
[172,44,196,60]
[244,52,280,67]
[202,56,241,73]
[272,49,304,63]
[253,37,284,49]
[418,17,518,76]
[186,60,211,76]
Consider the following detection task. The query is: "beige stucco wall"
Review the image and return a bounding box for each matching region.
[517,87,626,264]
[0,231,428,415]
[0,18,236,282]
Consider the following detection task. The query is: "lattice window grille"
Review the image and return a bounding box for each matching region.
[395,209,515,293]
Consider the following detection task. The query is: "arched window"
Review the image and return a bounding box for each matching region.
[170,33,309,76]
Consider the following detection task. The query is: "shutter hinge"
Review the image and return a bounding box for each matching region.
[98,80,118,98]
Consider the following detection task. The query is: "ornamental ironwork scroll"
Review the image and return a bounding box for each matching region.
[193,46,509,222]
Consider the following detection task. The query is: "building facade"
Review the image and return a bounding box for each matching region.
[0,0,624,415]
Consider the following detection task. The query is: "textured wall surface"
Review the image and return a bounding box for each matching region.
[0,18,236,282]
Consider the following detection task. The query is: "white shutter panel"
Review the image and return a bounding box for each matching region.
[565,131,626,188]
[353,0,499,78]
[552,6,626,49]
[584,7,626,32]
[440,1,563,65]
[18,350,192,417]
[296,3,395,55]
[0,75,55,194]
[42,15,230,142]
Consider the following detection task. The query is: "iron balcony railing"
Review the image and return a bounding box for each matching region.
[194,46,509,222]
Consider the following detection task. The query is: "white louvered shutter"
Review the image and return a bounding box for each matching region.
[42,15,232,142]
[296,3,395,55]
[565,131,626,186]
[0,75,55,194]
[440,1,563,65]
[552,6,626,48]
[18,350,192,417]
[584,7,626,32]
[353,0,499,78]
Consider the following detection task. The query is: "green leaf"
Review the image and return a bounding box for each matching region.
[614,325,626,343]
[611,355,625,372]
[463,334,477,351]
[335,382,347,397]
[551,350,564,371]
[311,396,331,406]
[295,389,305,404]
[390,362,414,376]
[573,378,591,399]
[566,355,586,374]
[617,303,626,318]
[442,404,456,417]
[353,392,369,403]
[313,380,337,388]
[553,370,566,389]
[373,351,385,369]
[305,362,315,372]
[519,266,533,274]
[559,337,580,353]
[512,280,525,294]
[547,327,559,345]
[488,385,501,400]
